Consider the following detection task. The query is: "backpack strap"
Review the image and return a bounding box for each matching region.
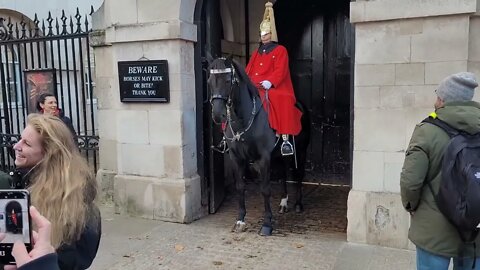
[421,116,462,198]
[421,116,459,138]
[457,229,479,268]
[420,116,460,196]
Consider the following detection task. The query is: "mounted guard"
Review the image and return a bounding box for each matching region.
[245,2,302,156]
[213,2,302,156]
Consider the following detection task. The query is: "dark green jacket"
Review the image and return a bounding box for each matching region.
[0,170,12,188]
[400,101,480,257]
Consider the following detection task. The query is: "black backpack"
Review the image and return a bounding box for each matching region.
[423,117,480,264]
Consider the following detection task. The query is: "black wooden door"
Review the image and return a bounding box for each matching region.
[194,0,225,213]
[276,1,353,185]
[322,12,353,185]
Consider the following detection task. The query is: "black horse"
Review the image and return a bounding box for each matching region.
[207,57,310,236]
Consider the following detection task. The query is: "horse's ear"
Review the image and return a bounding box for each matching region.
[226,54,234,61]
[205,51,213,65]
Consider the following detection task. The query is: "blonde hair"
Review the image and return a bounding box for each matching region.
[26,114,97,248]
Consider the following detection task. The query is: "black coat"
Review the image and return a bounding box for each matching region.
[18,253,60,270]
[57,205,101,270]
[58,109,76,136]
[0,170,101,270]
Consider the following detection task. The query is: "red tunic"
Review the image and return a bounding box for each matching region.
[246,43,302,135]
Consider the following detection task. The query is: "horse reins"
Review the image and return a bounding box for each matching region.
[225,95,258,142]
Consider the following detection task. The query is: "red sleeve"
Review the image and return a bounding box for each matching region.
[267,46,289,88]
[245,50,258,76]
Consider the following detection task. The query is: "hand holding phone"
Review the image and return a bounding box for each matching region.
[3,206,55,269]
[0,190,32,265]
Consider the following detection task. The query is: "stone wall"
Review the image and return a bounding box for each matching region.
[348,0,478,249]
[91,0,207,223]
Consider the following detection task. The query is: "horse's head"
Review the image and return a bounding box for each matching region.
[207,57,237,124]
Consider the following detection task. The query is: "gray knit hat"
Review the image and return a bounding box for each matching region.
[436,72,478,102]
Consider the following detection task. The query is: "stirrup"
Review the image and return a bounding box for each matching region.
[281,135,294,156]
[211,137,228,153]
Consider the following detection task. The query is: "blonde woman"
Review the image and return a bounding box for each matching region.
[0,114,101,270]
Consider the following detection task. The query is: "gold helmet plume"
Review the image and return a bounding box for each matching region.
[259,2,278,42]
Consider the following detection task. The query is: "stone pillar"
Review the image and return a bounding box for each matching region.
[90,0,206,223]
[348,0,479,249]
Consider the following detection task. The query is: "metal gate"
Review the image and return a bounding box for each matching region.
[0,8,98,172]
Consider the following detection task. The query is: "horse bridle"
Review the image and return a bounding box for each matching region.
[209,61,259,142]
[209,64,238,106]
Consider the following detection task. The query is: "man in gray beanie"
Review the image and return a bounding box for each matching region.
[435,72,478,107]
[401,72,480,269]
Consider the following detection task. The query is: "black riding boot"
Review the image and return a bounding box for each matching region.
[212,136,228,153]
[281,134,294,156]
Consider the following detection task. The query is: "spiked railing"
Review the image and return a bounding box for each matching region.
[0,6,94,41]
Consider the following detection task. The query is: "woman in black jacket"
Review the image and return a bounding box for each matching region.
[36,93,76,136]
[1,114,101,269]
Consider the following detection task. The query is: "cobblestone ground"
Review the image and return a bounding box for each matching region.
[91,184,416,270]
[107,224,344,269]
[217,183,349,234]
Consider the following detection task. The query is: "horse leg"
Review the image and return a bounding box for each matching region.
[293,151,306,213]
[278,157,290,214]
[259,155,273,236]
[231,156,247,233]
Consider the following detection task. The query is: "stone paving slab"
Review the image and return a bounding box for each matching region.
[90,204,418,270]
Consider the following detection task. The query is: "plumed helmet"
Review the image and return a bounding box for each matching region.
[259,2,278,42]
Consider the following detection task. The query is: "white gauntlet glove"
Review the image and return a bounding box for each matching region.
[260,80,272,90]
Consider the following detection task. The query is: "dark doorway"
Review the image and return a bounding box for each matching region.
[195,0,354,213]
[275,0,354,185]
[194,0,226,214]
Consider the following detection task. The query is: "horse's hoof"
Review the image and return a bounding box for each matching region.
[278,205,288,214]
[259,225,273,236]
[232,221,247,233]
[295,204,303,213]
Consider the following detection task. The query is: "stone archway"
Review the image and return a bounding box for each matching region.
[180,0,198,23]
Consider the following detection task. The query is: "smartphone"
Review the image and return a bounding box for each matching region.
[0,190,32,265]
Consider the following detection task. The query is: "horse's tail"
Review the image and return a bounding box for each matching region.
[295,101,311,146]
[295,101,307,115]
